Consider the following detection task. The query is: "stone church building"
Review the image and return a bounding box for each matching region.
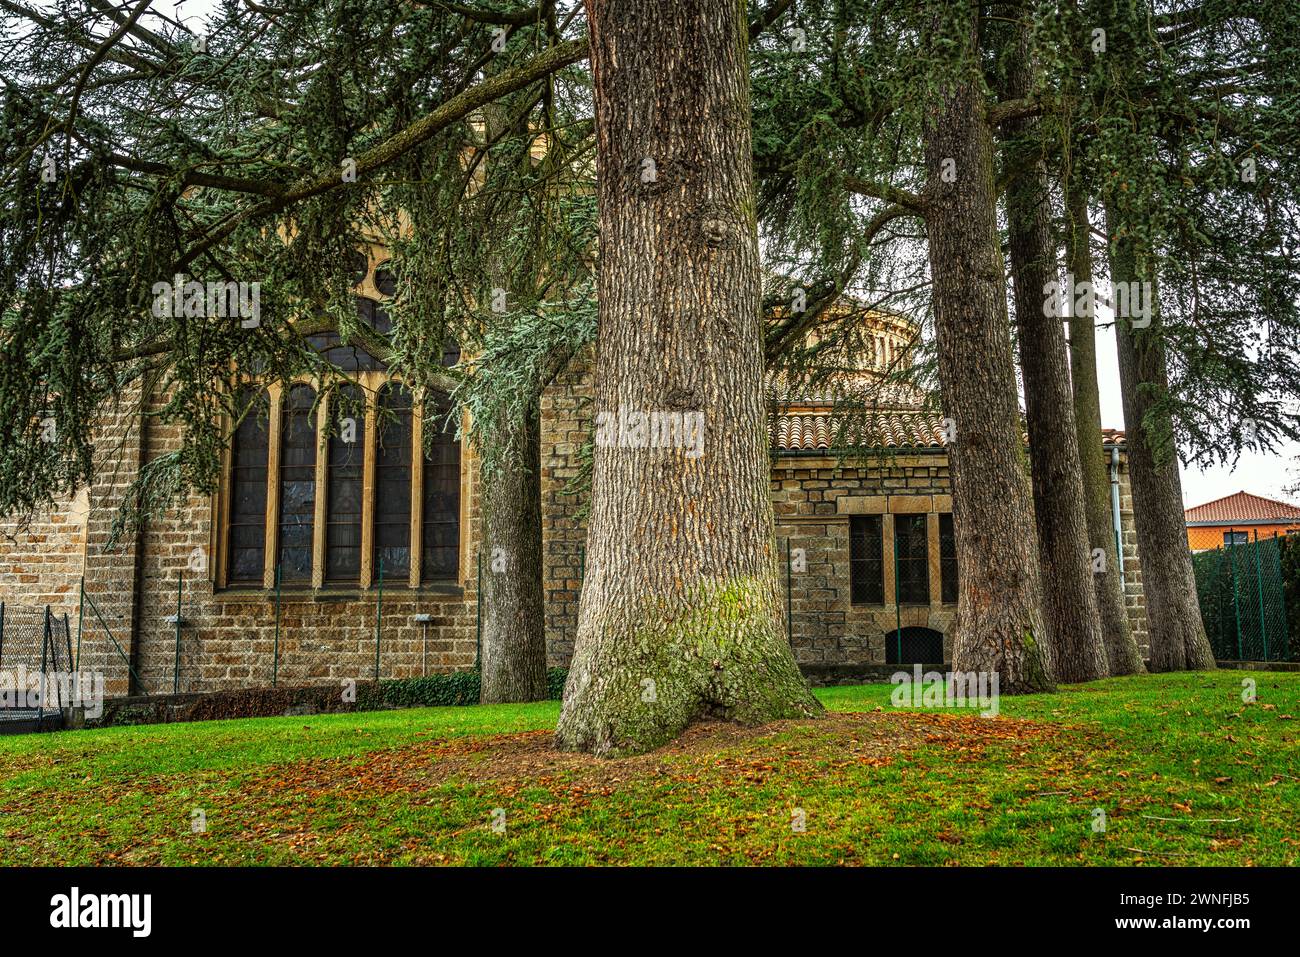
[0,253,1150,696]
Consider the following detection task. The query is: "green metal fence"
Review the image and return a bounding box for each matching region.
[0,603,76,721]
[1192,532,1294,662]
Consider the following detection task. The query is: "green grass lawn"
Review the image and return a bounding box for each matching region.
[1,671,1296,865]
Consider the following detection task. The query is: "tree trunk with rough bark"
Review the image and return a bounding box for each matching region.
[1002,30,1108,683]
[1104,206,1216,672]
[477,87,549,705]
[1064,187,1146,675]
[554,0,822,756]
[479,398,549,703]
[920,9,1053,693]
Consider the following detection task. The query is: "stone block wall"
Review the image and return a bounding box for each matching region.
[0,364,1153,691]
[539,357,592,668]
[1116,459,1150,657]
[0,489,87,619]
[771,452,958,665]
[80,381,483,695]
[768,447,1150,667]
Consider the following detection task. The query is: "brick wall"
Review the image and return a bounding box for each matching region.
[0,489,87,618]
[83,381,484,695]
[767,447,1150,667]
[539,357,592,668]
[1116,457,1150,657]
[2,367,1153,689]
[771,452,959,665]
[77,387,150,697]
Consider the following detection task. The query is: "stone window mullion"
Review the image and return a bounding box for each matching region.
[311,392,329,590]
[262,383,283,590]
[410,399,424,588]
[359,374,378,589]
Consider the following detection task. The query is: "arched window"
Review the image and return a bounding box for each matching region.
[227,389,270,585]
[372,261,398,297]
[422,392,460,581]
[277,384,318,583]
[356,295,392,335]
[325,385,365,583]
[441,338,461,368]
[348,249,369,286]
[308,298,388,371]
[224,305,464,589]
[374,384,413,581]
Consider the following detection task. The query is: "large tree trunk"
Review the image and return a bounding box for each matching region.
[1002,29,1108,683]
[555,0,822,756]
[1104,207,1216,672]
[920,8,1053,693]
[479,398,548,703]
[476,83,550,705]
[1064,187,1146,675]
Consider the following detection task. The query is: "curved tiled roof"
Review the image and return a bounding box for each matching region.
[771,409,947,451]
[770,409,1128,453]
[766,379,928,408]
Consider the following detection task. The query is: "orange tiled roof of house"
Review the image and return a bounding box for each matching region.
[1184,490,1300,525]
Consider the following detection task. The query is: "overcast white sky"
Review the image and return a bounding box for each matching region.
[1088,313,1300,509]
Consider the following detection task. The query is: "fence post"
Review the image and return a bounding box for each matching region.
[475,550,482,670]
[1229,540,1244,659]
[0,600,5,671]
[373,558,384,681]
[38,607,50,722]
[63,613,72,676]
[893,521,902,664]
[1213,548,1226,654]
[1272,531,1290,659]
[1251,530,1270,661]
[47,606,60,672]
[75,577,84,671]
[784,537,792,642]
[173,570,183,694]
[272,564,282,687]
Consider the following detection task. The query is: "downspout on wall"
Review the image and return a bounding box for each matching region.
[1110,446,1125,574]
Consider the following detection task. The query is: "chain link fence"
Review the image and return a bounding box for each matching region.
[1192,531,1295,662]
[0,603,76,724]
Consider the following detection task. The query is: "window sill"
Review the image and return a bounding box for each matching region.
[848,602,941,610]
[214,583,464,602]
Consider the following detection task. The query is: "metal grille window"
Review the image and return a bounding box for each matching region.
[227,390,269,584]
[849,515,884,605]
[374,384,413,581]
[325,385,365,582]
[277,384,318,583]
[939,512,957,604]
[421,392,460,582]
[884,626,945,665]
[894,513,930,605]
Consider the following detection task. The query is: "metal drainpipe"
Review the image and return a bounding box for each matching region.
[1109,446,1125,574]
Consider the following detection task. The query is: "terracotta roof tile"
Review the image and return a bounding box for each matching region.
[769,410,1127,453]
[1184,490,1300,525]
